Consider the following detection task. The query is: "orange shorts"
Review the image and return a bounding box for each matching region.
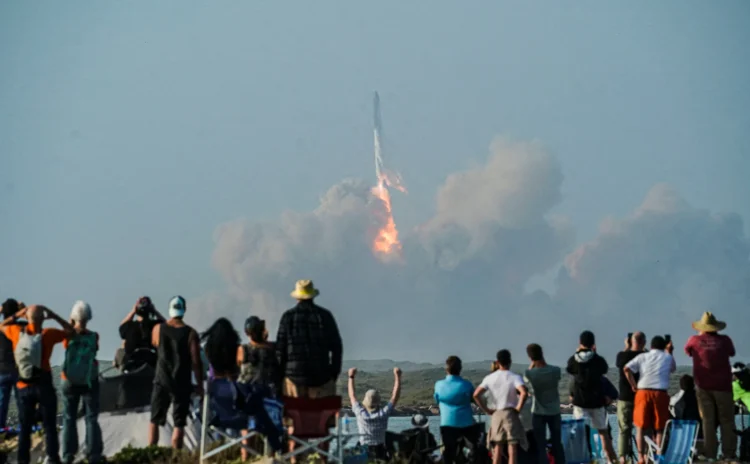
[633,389,670,431]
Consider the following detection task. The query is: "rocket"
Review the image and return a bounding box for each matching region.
[373,91,385,181]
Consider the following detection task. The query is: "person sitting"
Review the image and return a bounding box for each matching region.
[387,414,439,463]
[732,363,750,411]
[434,356,478,464]
[0,304,74,464]
[403,414,438,451]
[670,374,705,443]
[238,316,281,398]
[347,366,402,460]
[116,296,165,372]
[733,364,750,464]
[201,317,282,455]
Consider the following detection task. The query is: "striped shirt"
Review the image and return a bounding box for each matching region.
[352,401,394,445]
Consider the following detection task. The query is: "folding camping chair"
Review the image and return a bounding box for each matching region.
[561,419,592,464]
[278,396,345,463]
[199,378,284,463]
[644,419,699,464]
[386,429,441,464]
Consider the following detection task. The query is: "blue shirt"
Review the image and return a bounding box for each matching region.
[434,375,475,428]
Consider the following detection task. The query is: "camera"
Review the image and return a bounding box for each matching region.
[136,297,153,317]
[627,332,633,347]
[664,334,671,344]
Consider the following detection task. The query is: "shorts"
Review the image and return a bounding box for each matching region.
[488,409,525,446]
[282,378,336,398]
[633,389,670,431]
[150,383,192,427]
[572,406,608,431]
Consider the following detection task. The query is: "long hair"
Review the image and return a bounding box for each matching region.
[201,318,240,376]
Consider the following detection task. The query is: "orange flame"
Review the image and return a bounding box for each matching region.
[372,173,405,258]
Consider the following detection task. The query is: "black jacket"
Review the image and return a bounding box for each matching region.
[276,301,343,387]
[567,349,609,409]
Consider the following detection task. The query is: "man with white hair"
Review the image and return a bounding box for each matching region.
[347,366,402,460]
[0,304,74,464]
[60,301,102,464]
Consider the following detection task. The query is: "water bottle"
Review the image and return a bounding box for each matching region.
[342,415,350,434]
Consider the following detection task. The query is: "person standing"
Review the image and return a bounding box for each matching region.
[684,312,736,460]
[474,350,528,464]
[60,301,103,464]
[524,343,563,464]
[434,356,477,464]
[116,296,165,371]
[149,296,204,449]
[566,330,617,464]
[614,331,645,463]
[623,336,676,463]
[0,304,73,464]
[0,299,23,429]
[276,280,342,398]
[347,366,402,460]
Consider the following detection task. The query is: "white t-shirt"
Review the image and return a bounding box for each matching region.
[625,349,676,390]
[480,369,525,410]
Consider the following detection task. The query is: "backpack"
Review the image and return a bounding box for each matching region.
[63,332,98,387]
[14,330,43,382]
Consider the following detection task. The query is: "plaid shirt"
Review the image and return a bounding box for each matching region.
[275,301,343,387]
[353,401,394,445]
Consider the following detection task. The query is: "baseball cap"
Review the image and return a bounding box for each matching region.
[168,296,186,318]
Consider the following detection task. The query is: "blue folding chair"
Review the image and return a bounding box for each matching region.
[644,419,699,464]
[199,378,283,463]
[561,419,591,464]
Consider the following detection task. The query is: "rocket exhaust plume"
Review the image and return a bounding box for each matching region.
[371,92,406,259]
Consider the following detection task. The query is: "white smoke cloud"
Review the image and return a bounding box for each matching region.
[556,183,750,360]
[195,138,750,364]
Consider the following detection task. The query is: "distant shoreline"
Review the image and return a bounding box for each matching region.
[342,403,618,418]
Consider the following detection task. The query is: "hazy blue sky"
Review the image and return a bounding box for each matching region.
[2,1,748,363]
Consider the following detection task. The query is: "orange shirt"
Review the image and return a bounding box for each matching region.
[60,331,99,382]
[0,324,67,389]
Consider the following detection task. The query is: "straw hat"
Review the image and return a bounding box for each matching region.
[692,312,726,332]
[290,280,319,300]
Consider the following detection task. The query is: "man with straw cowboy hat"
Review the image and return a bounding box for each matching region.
[684,311,737,461]
[276,280,343,399]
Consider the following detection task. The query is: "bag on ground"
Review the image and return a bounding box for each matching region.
[63,332,98,387]
[14,330,43,382]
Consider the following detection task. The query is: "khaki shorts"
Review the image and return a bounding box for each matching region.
[282,378,337,399]
[573,406,608,431]
[488,409,525,446]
